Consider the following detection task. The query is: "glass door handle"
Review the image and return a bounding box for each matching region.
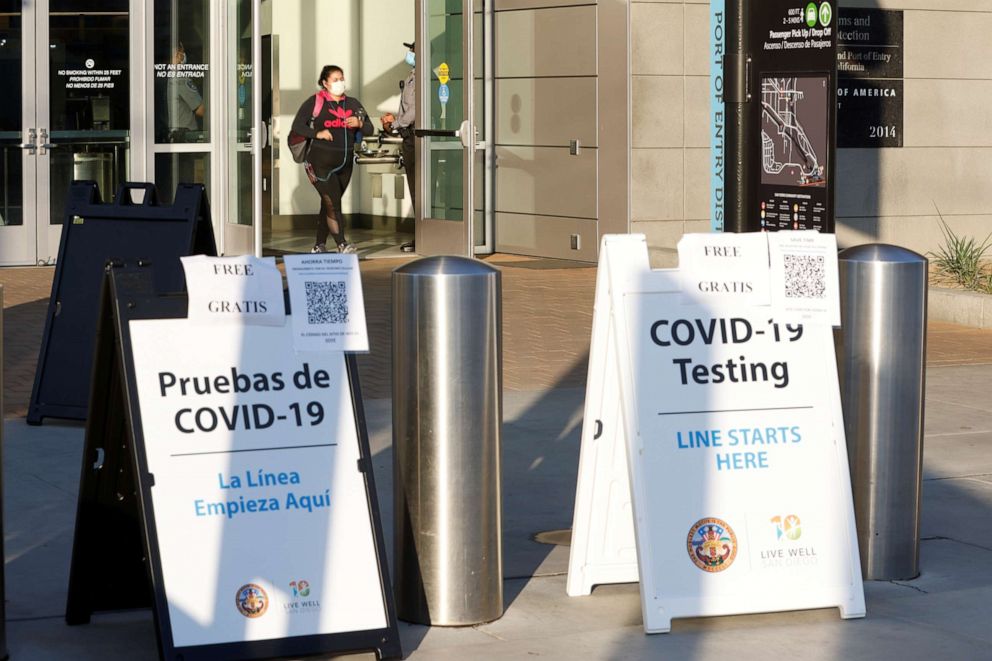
[20,128,37,153]
[39,129,57,155]
[457,120,484,151]
[413,128,458,138]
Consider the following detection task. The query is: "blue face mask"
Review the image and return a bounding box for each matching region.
[405,51,416,67]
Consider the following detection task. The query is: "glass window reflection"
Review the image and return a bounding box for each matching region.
[154,0,210,143]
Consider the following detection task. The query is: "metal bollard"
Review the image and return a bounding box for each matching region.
[392,257,503,626]
[836,244,927,580]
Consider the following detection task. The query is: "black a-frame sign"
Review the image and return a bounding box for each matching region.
[66,263,402,661]
[28,181,217,425]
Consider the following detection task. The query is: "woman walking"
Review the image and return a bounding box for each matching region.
[292,64,373,253]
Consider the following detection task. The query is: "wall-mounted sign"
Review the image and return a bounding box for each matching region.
[837,9,903,79]
[837,9,904,148]
[837,80,903,148]
[748,0,838,233]
[437,62,450,85]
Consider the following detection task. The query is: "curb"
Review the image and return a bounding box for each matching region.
[929,287,992,329]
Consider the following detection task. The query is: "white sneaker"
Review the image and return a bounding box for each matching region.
[311,244,326,253]
[337,242,357,254]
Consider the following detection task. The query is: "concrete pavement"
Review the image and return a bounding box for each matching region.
[2,260,992,659]
[4,367,992,659]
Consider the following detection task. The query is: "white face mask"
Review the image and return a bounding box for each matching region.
[329,80,346,96]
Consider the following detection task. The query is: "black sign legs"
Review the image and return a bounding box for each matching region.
[27,181,216,425]
[66,271,155,625]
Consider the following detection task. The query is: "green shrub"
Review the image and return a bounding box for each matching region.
[929,218,992,290]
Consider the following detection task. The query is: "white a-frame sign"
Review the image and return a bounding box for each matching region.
[568,234,865,633]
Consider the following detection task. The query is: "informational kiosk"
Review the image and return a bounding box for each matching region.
[66,264,401,660]
[28,181,216,424]
[725,1,838,233]
[568,235,864,633]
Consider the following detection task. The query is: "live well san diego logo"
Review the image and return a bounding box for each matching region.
[285,579,321,614]
[760,514,819,567]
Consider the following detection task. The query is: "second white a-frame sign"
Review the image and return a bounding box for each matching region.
[568,234,865,634]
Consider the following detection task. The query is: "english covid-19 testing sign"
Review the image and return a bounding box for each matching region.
[567,234,864,633]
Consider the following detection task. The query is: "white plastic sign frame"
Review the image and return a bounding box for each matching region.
[570,235,865,634]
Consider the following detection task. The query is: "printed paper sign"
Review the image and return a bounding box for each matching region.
[677,233,771,305]
[181,255,284,326]
[768,230,841,326]
[128,319,388,647]
[284,254,369,353]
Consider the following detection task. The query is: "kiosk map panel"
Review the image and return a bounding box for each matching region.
[749,1,837,233]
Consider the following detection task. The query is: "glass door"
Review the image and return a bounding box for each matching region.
[0,0,130,266]
[415,0,490,257]
[222,0,258,255]
[0,0,31,265]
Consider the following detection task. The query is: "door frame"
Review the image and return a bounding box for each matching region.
[0,0,142,267]
[0,0,38,266]
[414,0,493,258]
[140,0,263,257]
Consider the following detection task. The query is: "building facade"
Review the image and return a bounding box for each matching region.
[1,0,989,267]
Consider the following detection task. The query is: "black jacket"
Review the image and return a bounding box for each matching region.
[291,93,374,175]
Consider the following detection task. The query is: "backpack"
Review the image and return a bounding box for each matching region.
[287,94,324,163]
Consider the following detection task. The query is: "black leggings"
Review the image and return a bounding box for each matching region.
[312,165,353,247]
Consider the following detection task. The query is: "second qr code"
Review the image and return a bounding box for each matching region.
[305,280,349,324]
[783,254,826,299]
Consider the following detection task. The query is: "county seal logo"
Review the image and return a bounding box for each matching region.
[687,517,738,573]
[235,583,269,618]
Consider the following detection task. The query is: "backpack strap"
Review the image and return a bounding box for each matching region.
[312,93,324,118]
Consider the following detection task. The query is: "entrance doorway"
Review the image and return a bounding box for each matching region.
[0,0,497,267]
[0,0,130,266]
[259,0,492,260]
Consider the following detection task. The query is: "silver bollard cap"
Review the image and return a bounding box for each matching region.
[838,243,927,265]
[393,256,499,277]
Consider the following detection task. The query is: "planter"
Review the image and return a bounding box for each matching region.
[928,286,992,329]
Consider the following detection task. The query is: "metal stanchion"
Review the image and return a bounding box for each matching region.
[837,245,928,580]
[392,257,503,625]
[0,286,8,658]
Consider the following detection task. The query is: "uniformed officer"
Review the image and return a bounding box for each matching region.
[167,42,205,142]
[381,41,416,252]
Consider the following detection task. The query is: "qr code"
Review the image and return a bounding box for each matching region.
[783,254,826,299]
[304,280,349,324]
